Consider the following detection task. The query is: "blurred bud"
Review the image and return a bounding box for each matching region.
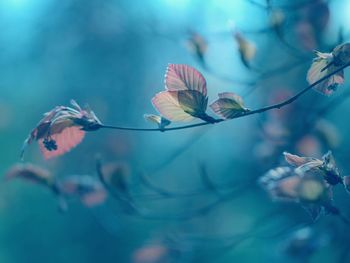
[296,135,322,157]
[233,31,256,68]
[100,162,130,195]
[284,226,329,260]
[269,9,285,29]
[314,119,340,148]
[132,244,169,263]
[187,31,208,65]
[5,163,54,189]
[295,21,316,51]
[259,167,300,201]
[55,175,107,208]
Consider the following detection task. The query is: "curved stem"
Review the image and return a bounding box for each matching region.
[100,61,350,132]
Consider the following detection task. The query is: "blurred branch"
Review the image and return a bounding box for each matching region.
[97,157,258,221]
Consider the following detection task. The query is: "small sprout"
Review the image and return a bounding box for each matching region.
[55,175,107,208]
[233,31,257,69]
[187,31,208,66]
[5,163,54,188]
[152,64,216,123]
[144,114,171,129]
[307,43,350,95]
[210,92,250,119]
[21,100,102,159]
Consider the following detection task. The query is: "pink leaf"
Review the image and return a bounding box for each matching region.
[165,64,207,96]
[39,126,85,159]
[151,91,194,122]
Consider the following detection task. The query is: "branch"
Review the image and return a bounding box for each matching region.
[99,61,350,132]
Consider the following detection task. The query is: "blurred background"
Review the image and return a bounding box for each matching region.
[1,0,350,262]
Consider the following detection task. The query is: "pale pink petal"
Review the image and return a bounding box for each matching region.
[165,64,207,96]
[39,126,85,159]
[151,91,194,122]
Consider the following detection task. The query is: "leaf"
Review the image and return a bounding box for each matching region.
[234,32,256,68]
[321,151,342,185]
[39,126,85,159]
[259,167,300,201]
[283,152,318,167]
[152,91,195,122]
[307,50,344,96]
[297,178,326,202]
[187,31,208,66]
[210,92,249,119]
[5,163,54,188]
[331,43,350,66]
[269,9,285,29]
[177,90,208,117]
[99,162,130,194]
[143,114,171,129]
[152,64,215,123]
[165,64,207,96]
[21,100,102,159]
[56,175,107,208]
